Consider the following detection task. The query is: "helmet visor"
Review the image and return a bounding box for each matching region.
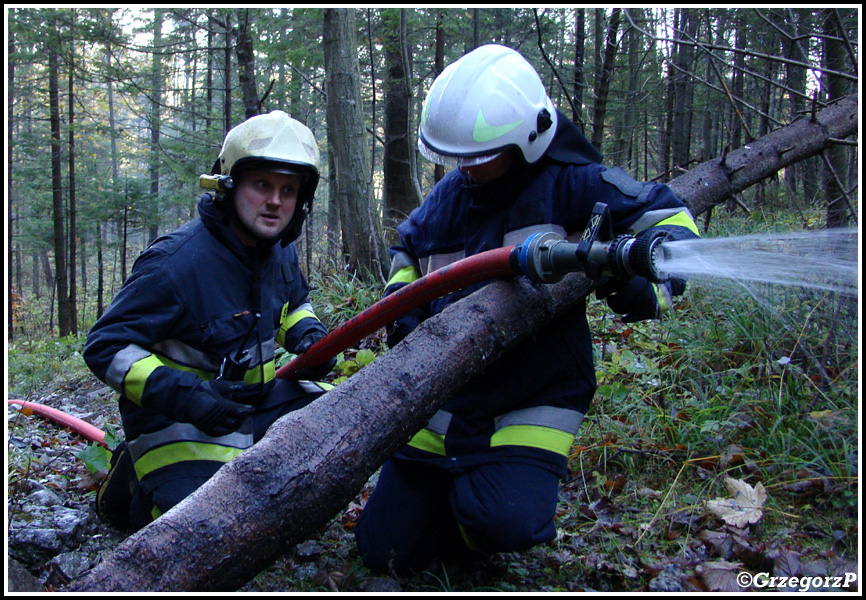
[418,137,502,168]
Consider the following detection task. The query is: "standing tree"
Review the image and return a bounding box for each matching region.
[381,8,421,243]
[323,8,387,280]
[48,17,73,337]
[236,8,260,120]
[821,9,853,228]
[590,8,621,153]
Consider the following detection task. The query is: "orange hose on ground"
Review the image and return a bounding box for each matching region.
[8,398,107,447]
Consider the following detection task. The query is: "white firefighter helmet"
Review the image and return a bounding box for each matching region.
[418,44,557,167]
[216,111,321,244]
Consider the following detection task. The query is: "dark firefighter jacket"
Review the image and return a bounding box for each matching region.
[83,193,327,503]
[385,112,699,477]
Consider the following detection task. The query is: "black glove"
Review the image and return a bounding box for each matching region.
[181,379,255,437]
[386,308,426,348]
[293,331,337,381]
[596,276,673,323]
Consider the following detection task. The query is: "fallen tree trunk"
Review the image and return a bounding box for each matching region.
[669,94,858,216]
[71,272,596,591]
[70,93,857,592]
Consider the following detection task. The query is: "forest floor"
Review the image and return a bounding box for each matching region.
[7,333,861,593]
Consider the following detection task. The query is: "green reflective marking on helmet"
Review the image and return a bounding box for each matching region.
[472,110,523,143]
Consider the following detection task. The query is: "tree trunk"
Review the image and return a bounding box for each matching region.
[8,31,15,340]
[671,8,697,173]
[147,8,164,245]
[590,7,621,153]
[67,38,79,335]
[224,11,233,135]
[49,37,72,338]
[68,92,858,592]
[236,8,260,120]
[432,10,446,184]
[572,8,585,125]
[821,10,852,228]
[382,8,421,244]
[323,8,386,281]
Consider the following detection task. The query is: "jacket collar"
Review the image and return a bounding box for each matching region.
[197,194,275,262]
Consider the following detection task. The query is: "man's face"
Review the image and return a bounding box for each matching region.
[231,170,301,246]
[459,150,515,184]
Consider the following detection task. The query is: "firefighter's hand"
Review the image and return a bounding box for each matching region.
[386,309,425,348]
[183,380,255,437]
[596,276,672,323]
[293,332,336,381]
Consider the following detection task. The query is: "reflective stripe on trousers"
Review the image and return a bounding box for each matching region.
[407,406,585,457]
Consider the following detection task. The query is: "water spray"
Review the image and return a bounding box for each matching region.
[654,228,859,297]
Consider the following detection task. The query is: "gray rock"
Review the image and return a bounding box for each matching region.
[50,551,92,580]
[7,558,45,592]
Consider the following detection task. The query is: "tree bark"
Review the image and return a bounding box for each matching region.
[8,31,16,340]
[67,36,79,335]
[236,8,260,120]
[382,8,421,244]
[821,10,852,228]
[323,8,386,280]
[49,34,72,338]
[69,92,858,593]
[147,8,164,245]
[590,7,621,153]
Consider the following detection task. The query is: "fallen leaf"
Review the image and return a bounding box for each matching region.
[706,477,767,528]
[696,560,745,592]
[806,409,849,430]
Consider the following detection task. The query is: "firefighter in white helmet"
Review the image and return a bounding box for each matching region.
[84,111,335,530]
[356,45,700,573]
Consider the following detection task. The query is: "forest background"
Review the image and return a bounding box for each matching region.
[6,7,858,338]
[5,7,861,592]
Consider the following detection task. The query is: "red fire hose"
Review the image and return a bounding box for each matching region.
[275,245,518,380]
[8,398,108,448]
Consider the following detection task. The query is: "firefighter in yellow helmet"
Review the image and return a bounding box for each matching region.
[84,111,335,530]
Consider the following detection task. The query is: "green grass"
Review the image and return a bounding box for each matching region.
[565,207,859,586]
[7,333,92,398]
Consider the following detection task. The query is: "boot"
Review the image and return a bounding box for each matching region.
[96,441,136,530]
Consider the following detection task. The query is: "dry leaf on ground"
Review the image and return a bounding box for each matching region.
[706,477,767,528]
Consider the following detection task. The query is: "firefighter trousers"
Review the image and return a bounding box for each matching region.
[354,456,560,574]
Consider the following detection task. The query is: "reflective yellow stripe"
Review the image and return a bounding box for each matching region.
[125,354,165,405]
[243,359,274,384]
[656,212,700,237]
[490,425,575,457]
[133,441,246,480]
[279,303,320,346]
[457,523,481,552]
[653,283,671,314]
[283,308,316,330]
[387,265,421,288]
[159,355,212,380]
[407,428,446,456]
